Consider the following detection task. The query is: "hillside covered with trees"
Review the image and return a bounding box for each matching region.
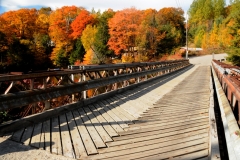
[188,0,240,65]
[1,0,240,73]
[0,6,186,72]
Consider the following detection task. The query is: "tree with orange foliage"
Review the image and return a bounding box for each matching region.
[49,6,81,65]
[108,8,143,55]
[71,9,95,39]
[138,9,165,57]
[0,9,38,41]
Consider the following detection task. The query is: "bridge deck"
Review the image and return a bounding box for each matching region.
[1,65,211,160]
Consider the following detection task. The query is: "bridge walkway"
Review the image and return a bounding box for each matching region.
[84,66,211,160]
[0,65,212,160]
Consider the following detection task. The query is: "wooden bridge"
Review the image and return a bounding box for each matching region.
[0,54,239,160]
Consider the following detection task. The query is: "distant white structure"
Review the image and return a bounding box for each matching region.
[181,47,203,52]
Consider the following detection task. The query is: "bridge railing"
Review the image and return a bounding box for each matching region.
[0,59,189,134]
[212,60,240,159]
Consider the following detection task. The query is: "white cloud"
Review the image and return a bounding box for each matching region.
[2,0,193,13]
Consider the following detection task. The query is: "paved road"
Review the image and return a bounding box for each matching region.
[189,53,227,66]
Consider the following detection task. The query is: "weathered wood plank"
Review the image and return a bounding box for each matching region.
[65,111,87,158]
[93,104,124,132]
[109,124,208,147]
[11,128,24,142]
[20,126,33,145]
[113,95,140,118]
[72,110,98,155]
[51,116,61,155]
[30,123,42,148]
[99,131,207,154]
[43,120,51,152]
[104,98,134,124]
[119,119,207,136]
[2,132,13,139]
[78,108,106,148]
[89,105,118,137]
[136,143,208,160]
[115,94,143,116]
[83,107,112,143]
[59,114,75,158]
[111,96,139,120]
[136,112,208,126]
[101,99,132,125]
[171,149,208,160]
[92,137,208,159]
[98,101,129,129]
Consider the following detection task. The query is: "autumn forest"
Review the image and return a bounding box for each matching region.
[0,0,240,72]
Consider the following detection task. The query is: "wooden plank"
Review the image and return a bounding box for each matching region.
[83,107,112,143]
[89,105,118,137]
[51,116,61,155]
[99,131,207,154]
[151,105,209,111]
[110,97,136,120]
[157,99,209,103]
[78,108,106,148]
[137,112,208,125]
[20,125,34,145]
[43,120,51,152]
[120,92,152,110]
[107,98,135,122]
[148,103,209,109]
[93,104,124,132]
[93,137,208,159]
[30,123,42,148]
[115,94,145,114]
[109,124,208,147]
[102,99,132,125]
[118,118,208,137]
[11,128,24,142]
[171,149,208,160]
[113,95,140,118]
[2,132,13,139]
[98,101,129,129]
[59,114,75,158]
[65,111,87,158]
[146,108,208,117]
[136,143,208,160]
[142,108,208,115]
[139,109,209,119]
[114,122,208,142]
[72,110,98,155]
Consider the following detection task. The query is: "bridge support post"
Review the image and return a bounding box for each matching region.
[137,67,140,83]
[71,74,75,102]
[43,78,50,110]
[30,79,37,113]
[114,70,118,90]
[82,74,87,99]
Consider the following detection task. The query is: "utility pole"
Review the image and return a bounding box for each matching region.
[186,13,188,59]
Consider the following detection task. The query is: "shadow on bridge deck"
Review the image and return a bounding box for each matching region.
[0,64,214,160]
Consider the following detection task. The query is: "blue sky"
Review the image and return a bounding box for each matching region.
[0,0,231,15]
[1,0,193,14]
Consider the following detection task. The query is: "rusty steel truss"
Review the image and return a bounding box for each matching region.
[212,60,240,125]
